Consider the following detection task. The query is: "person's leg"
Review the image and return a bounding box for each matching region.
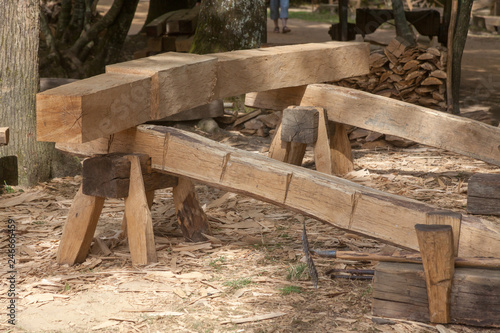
[270,0,280,32]
[280,0,291,33]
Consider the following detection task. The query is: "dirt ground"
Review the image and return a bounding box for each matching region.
[2,3,500,333]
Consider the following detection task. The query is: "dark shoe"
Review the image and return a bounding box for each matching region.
[274,27,280,33]
[282,26,291,33]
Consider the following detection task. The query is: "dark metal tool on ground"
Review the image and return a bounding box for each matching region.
[302,221,318,289]
[312,249,500,269]
[326,268,374,281]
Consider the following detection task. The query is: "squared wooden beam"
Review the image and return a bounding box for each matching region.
[37,73,151,143]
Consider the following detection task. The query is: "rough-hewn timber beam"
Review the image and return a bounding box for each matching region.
[56,126,500,258]
[245,84,500,167]
[37,42,369,144]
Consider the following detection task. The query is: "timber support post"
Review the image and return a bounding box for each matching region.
[269,106,353,175]
[57,153,202,266]
[415,224,455,324]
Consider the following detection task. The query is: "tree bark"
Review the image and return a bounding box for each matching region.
[0,0,53,186]
[449,0,473,115]
[84,0,140,76]
[391,0,416,46]
[190,0,267,54]
[143,0,196,27]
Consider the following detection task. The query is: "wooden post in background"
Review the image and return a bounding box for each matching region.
[415,224,455,324]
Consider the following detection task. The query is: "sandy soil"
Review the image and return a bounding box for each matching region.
[2,3,500,333]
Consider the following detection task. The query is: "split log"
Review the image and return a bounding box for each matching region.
[335,39,447,110]
[245,84,500,167]
[37,42,369,143]
[467,173,500,215]
[56,125,500,258]
[372,262,500,327]
[0,127,9,146]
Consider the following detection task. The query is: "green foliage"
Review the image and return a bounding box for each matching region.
[209,256,226,271]
[279,285,304,295]
[223,277,253,291]
[3,181,14,193]
[286,263,308,281]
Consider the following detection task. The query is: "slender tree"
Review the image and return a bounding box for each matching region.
[0,1,53,186]
[190,0,267,54]
[391,0,416,46]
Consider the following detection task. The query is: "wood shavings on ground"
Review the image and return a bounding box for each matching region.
[1,130,498,332]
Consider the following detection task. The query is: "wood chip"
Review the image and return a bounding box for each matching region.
[233,110,262,127]
[421,77,443,86]
[222,312,286,324]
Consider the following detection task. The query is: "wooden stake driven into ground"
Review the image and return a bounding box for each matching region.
[246,84,500,167]
[36,42,369,144]
[56,125,500,258]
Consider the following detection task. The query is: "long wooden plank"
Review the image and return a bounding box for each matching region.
[56,126,500,258]
[37,42,369,143]
[246,84,500,167]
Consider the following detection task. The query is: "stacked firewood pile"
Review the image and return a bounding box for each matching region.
[334,38,448,111]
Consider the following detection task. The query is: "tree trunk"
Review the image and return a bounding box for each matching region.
[143,0,196,27]
[190,0,267,54]
[39,0,140,78]
[391,0,416,46]
[0,0,53,186]
[84,0,140,76]
[449,0,473,115]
